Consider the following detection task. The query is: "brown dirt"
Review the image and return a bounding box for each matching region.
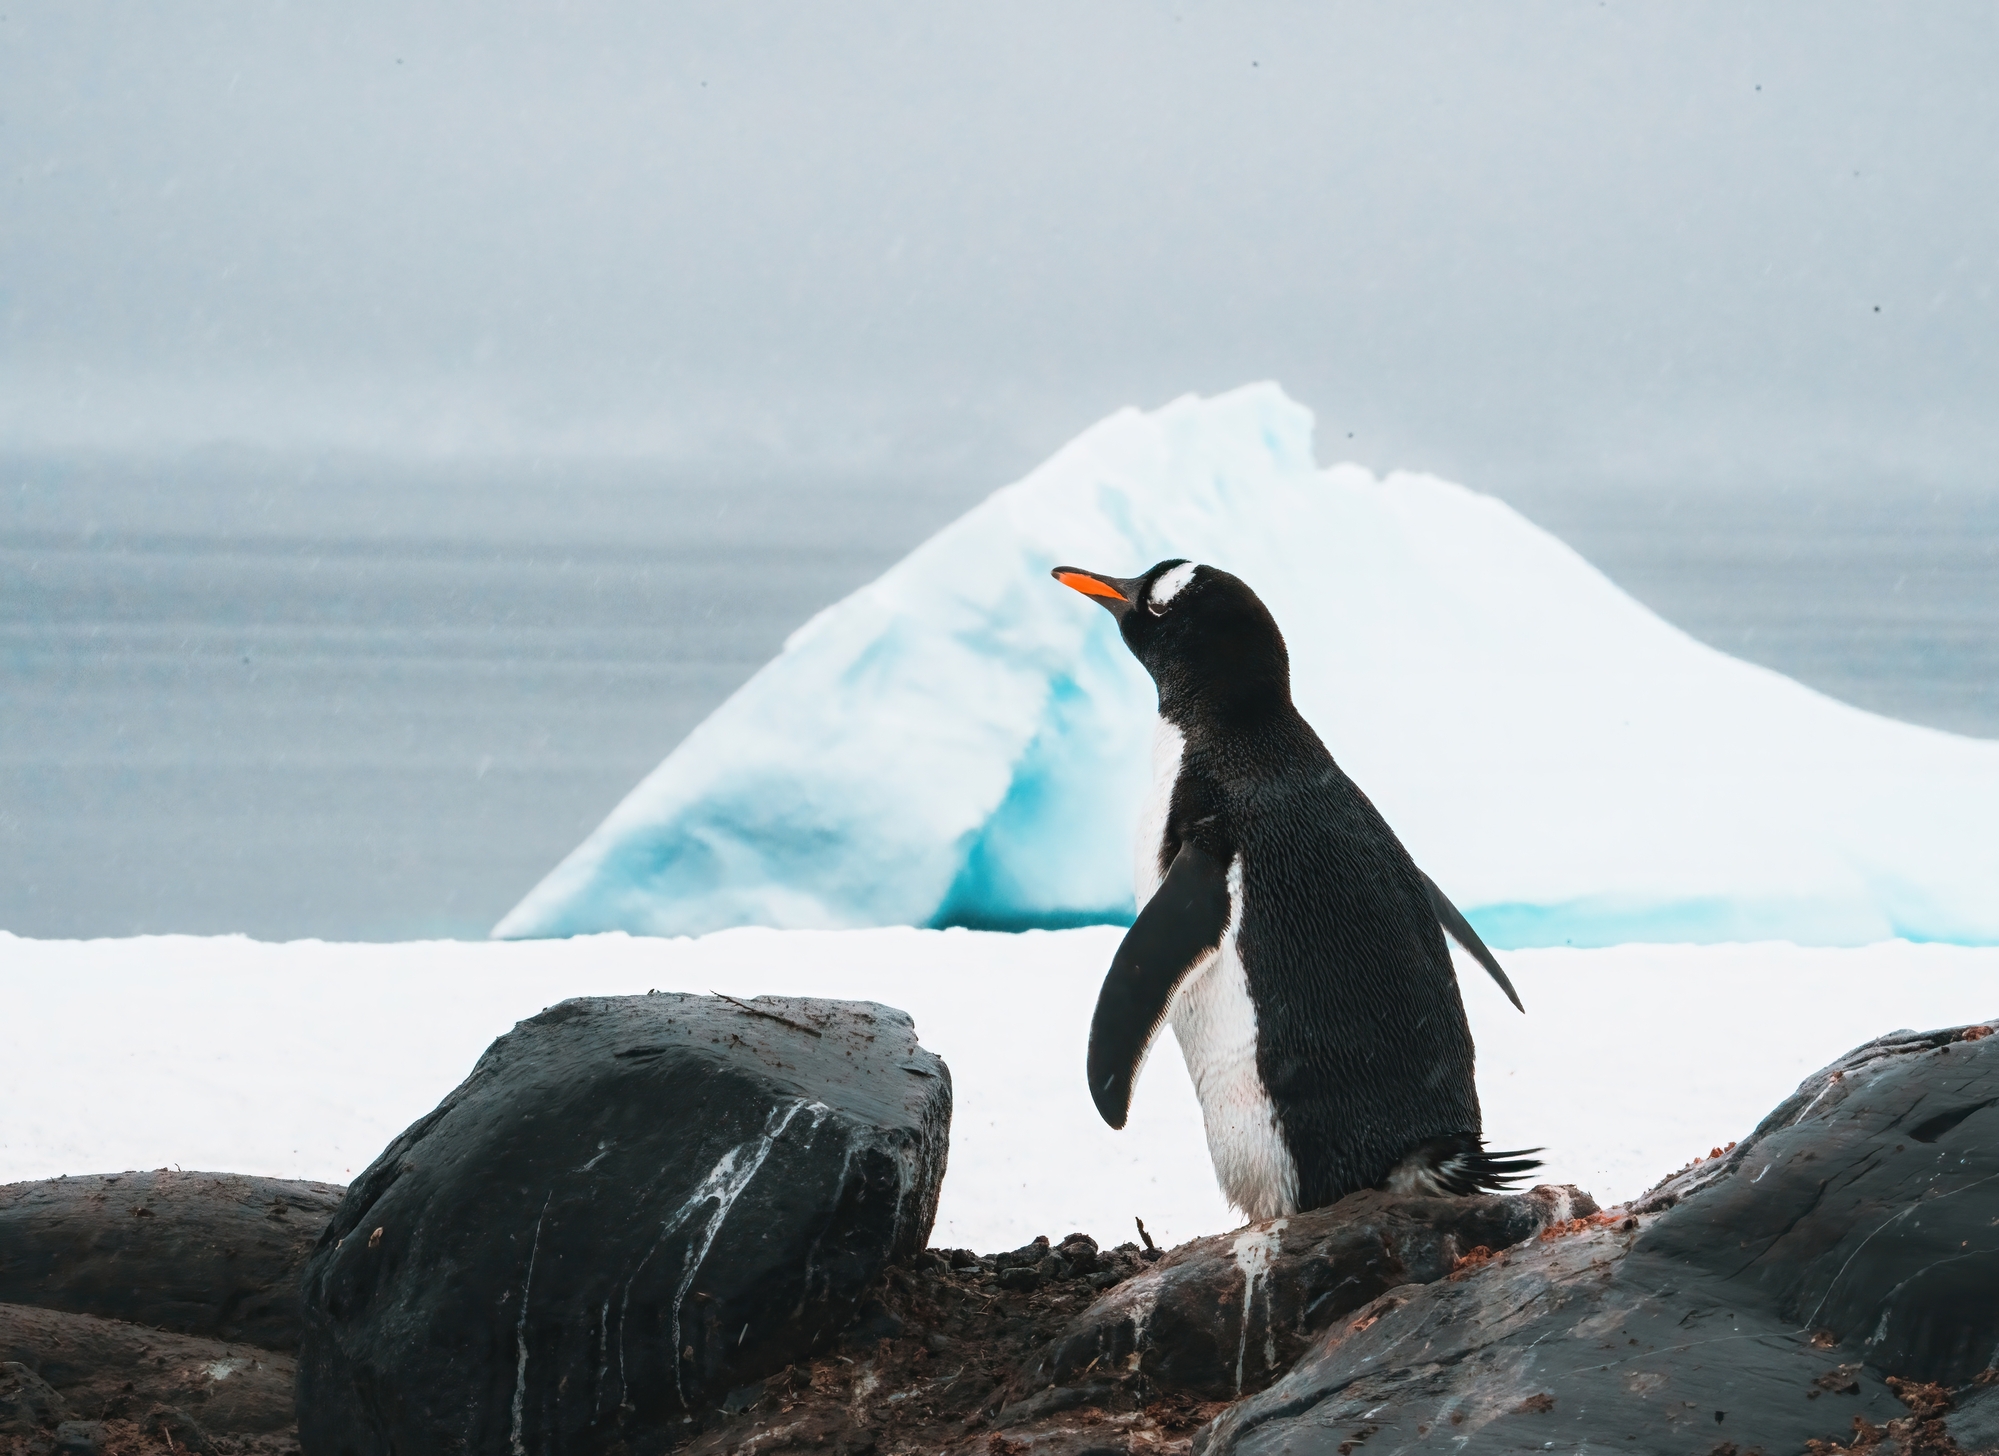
[0,1415,298,1456]
[1805,1373,1975,1456]
[679,1233,1227,1456]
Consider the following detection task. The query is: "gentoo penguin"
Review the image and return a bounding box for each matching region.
[1052,559,1537,1219]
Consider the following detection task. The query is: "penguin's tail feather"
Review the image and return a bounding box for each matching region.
[1382,1135,1545,1198]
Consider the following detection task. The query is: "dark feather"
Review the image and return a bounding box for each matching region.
[1387,1133,1546,1196]
[1086,841,1231,1129]
[1423,872,1526,1013]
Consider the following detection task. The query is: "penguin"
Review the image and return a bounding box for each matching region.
[1052,558,1538,1219]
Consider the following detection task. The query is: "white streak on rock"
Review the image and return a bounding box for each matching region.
[512,1191,553,1456]
[800,1134,858,1302]
[596,1298,615,1418]
[1119,1276,1163,1371]
[655,1098,811,1405]
[1795,1080,1838,1123]
[1231,1219,1285,1394]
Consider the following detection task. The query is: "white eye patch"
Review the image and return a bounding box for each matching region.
[1147,562,1198,614]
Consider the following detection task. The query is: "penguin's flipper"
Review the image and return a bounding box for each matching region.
[1087,841,1232,1129]
[1422,871,1525,1013]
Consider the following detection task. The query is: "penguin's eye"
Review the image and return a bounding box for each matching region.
[1147,562,1198,615]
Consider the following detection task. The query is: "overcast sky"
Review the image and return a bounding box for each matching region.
[4,3,1996,491]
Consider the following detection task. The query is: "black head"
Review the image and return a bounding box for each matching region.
[1051,559,1292,725]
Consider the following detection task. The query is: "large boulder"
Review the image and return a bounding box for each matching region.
[297,992,951,1456]
[1000,1184,1594,1418]
[0,1170,342,1352]
[1202,1018,1999,1455]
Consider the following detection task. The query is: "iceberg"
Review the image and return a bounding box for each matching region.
[496,384,1999,947]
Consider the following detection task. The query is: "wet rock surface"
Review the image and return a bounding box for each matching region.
[1204,1019,1999,1455]
[673,1187,1598,1456]
[0,1173,342,1353]
[1005,1184,1595,1412]
[295,992,952,1456]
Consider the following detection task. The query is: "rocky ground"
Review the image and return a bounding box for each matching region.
[6,1006,1996,1455]
[0,1227,1184,1456]
[9,1195,1998,1455]
[0,1415,296,1456]
[1,1191,1574,1456]
[1,1170,326,1456]
[677,1231,1218,1456]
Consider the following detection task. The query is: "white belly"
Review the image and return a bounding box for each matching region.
[1164,859,1300,1221]
[1133,715,1184,906]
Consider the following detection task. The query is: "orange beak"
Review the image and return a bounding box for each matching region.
[1051,565,1141,620]
[1054,570,1127,603]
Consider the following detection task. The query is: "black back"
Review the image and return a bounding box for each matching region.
[1121,563,1483,1208]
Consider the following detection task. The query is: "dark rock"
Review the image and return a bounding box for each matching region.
[1203,1016,1999,1454]
[844,1298,906,1343]
[0,1171,343,1352]
[997,1266,1044,1293]
[1007,1183,1592,1413]
[1056,1234,1100,1276]
[297,992,950,1456]
[0,1303,295,1434]
[1948,1374,1999,1452]
[994,1382,1103,1427]
[52,1420,106,1453]
[1636,1021,1999,1385]
[2,1359,71,1433]
[996,1235,1053,1270]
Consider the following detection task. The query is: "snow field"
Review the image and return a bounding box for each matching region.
[3,929,1993,1252]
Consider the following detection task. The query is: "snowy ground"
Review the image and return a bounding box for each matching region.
[3,928,1993,1251]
